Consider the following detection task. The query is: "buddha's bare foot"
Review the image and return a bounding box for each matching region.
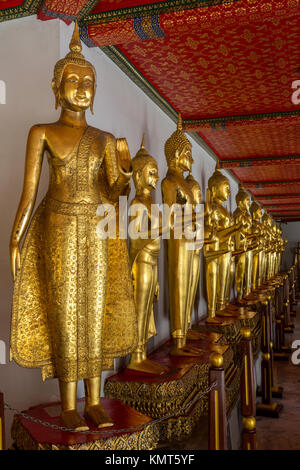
[235,298,247,306]
[127,358,169,375]
[205,316,222,324]
[84,404,114,429]
[60,410,89,431]
[216,309,235,317]
[170,345,204,356]
[186,330,207,340]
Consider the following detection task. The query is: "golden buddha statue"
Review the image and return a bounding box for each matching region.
[9,23,137,430]
[274,226,281,274]
[261,213,271,282]
[277,227,285,274]
[204,161,242,321]
[127,137,168,375]
[270,221,277,277]
[250,201,264,289]
[185,174,202,329]
[233,185,254,301]
[262,213,274,280]
[272,222,282,277]
[161,115,202,355]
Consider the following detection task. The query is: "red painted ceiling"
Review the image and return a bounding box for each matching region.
[248,183,300,197]
[118,11,300,119]
[231,165,300,184]
[259,197,300,205]
[189,117,300,160]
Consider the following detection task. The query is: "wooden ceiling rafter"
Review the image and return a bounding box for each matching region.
[256,193,300,199]
[244,180,300,189]
[220,156,300,169]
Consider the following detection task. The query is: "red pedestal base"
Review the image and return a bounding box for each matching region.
[11,398,158,450]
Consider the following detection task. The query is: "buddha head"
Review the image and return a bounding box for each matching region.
[132,136,159,193]
[277,226,282,237]
[262,213,272,228]
[236,184,251,212]
[250,201,263,221]
[51,22,96,113]
[208,160,230,202]
[186,174,202,205]
[165,114,193,172]
[272,220,278,235]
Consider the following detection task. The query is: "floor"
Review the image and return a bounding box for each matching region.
[256,303,300,450]
[159,302,300,450]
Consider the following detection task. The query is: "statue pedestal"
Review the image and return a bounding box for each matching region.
[11,398,158,450]
[105,334,239,441]
[194,308,261,356]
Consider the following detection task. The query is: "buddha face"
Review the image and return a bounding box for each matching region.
[191,184,202,205]
[58,64,95,112]
[238,194,251,212]
[213,180,230,202]
[177,143,193,172]
[255,207,263,220]
[140,161,159,191]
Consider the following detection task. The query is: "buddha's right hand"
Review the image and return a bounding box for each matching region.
[10,242,21,281]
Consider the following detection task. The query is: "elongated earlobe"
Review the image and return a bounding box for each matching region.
[90,98,94,115]
[51,79,60,110]
[55,94,60,110]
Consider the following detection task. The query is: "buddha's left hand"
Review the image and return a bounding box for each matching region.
[116,138,132,175]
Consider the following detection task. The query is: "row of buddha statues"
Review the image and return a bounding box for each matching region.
[128,117,286,365]
[8,23,286,431]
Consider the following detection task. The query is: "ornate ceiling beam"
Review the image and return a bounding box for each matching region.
[262,201,300,207]
[256,194,300,200]
[183,111,300,132]
[220,156,300,169]
[268,206,300,212]
[243,181,300,189]
[0,0,42,23]
[81,0,240,26]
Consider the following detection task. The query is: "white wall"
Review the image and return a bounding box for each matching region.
[282,222,300,269]
[0,16,61,446]
[0,17,240,445]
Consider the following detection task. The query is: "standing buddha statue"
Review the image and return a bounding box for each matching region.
[127,136,168,375]
[162,114,202,355]
[250,201,264,289]
[204,161,242,321]
[9,23,137,430]
[262,213,273,280]
[185,174,202,330]
[233,185,254,301]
